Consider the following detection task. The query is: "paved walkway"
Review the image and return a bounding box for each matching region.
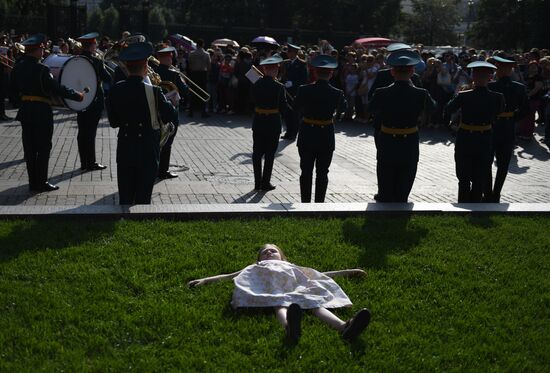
[1,108,549,205]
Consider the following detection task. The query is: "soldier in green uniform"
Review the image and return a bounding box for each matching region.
[251,54,287,191]
[76,32,112,171]
[294,55,346,203]
[367,50,436,203]
[280,43,308,141]
[368,43,424,201]
[484,55,529,202]
[9,34,85,192]
[444,61,504,203]
[154,45,188,179]
[105,42,177,205]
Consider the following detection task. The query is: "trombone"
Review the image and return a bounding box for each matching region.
[168,66,210,103]
[147,56,209,102]
[0,54,16,69]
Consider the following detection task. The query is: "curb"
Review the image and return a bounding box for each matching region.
[1,203,549,220]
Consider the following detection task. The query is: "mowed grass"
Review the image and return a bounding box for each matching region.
[0,215,549,371]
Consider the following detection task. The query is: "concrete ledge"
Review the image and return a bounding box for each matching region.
[1,203,550,219]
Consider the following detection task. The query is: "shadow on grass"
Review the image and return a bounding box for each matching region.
[343,215,428,269]
[468,214,496,229]
[0,219,116,262]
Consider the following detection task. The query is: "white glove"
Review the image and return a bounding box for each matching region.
[284,81,293,88]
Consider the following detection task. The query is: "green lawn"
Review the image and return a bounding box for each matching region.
[0,215,549,371]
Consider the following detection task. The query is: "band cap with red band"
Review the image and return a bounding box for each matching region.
[77,32,99,45]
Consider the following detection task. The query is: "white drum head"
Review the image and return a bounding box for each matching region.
[59,56,98,111]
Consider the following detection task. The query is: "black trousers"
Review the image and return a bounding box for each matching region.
[188,71,207,114]
[376,134,419,202]
[252,131,279,188]
[283,104,299,138]
[158,125,178,174]
[76,108,102,168]
[117,163,158,205]
[377,158,418,202]
[490,123,515,199]
[22,121,53,188]
[455,131,493,203]
[298,147,333,203]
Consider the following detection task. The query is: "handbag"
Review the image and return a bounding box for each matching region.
[144,82,175,147]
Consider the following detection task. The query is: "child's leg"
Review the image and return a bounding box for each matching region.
[274,306,288,327]
[311,307,346,331]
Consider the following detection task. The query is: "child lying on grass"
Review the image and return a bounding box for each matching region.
[188,243,371,342]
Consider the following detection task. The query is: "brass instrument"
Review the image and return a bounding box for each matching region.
[167,65,210,103]
[103,42,161,85]
[0,54,16,69]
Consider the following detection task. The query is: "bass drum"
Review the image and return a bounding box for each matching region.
[42,54,98,112]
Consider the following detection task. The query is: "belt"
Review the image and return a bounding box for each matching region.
[380,125,418,136]
[303,117,333,126]
[21,95,51,105]
[497,111,514,119]
[459,123,492,132]
[255,108,279,115]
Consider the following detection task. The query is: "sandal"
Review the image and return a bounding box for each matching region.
[342,308,371,341]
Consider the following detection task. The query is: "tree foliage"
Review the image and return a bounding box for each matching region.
[87,8,104,34]
[96,0,401,36]
[471,0,550,50]
[102,5,120,38]
[401,0,460,46]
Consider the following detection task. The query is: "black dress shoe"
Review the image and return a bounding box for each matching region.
[281,133,295,140]
[260,183,276,191]
[373,193,380,201]
[89,163,107,171]
[342,308,371,341]
[32,182,59,192]
[158,171,179,179]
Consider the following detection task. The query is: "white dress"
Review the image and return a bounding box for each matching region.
[231,260,353,309]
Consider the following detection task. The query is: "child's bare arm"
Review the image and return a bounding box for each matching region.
[322,269,367,278]
[187,270,242,288]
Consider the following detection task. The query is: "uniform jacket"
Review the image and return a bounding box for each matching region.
[252,76,287,135]
[294,79,346,152]
[444,86,504,126]
[368,68,423,100]
[106,76,177,167]
[488,76,529,123]
[81,50,112,114]
[368,80,436,129]
[282,58,308,96]
[9,55,81,123]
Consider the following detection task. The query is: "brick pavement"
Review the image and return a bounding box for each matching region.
[1,108,549,205]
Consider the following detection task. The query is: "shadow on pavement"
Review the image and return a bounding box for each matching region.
[0,158,24,171]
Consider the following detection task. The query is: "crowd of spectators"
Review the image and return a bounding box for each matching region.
[1,30,549,143]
